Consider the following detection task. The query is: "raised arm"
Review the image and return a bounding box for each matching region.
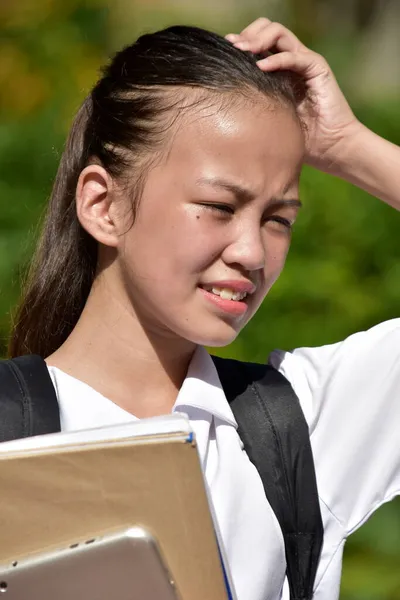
[325,125,400,210]
[226,18,400,209]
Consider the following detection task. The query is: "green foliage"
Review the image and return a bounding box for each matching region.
[0,1,109,352]
[0,2,399,598]
[341,500,400,599]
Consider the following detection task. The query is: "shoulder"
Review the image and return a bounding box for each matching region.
[269,319,400,531]
[269,318,400,428]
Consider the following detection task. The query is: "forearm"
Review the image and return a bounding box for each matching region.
[330,123,400,210]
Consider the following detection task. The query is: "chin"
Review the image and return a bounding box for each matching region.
[187,320,242,348]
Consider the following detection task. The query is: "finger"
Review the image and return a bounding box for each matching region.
[225,33,240,43]
[234,22,306,55]
[238,17,272,39]
[225,17,272,44]
[256,50,329,80]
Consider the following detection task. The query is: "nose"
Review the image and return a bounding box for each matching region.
[221,222,265,272]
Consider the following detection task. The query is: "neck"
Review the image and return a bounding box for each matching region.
[46,276,197,418]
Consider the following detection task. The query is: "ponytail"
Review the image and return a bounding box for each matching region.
[9,96,97,358]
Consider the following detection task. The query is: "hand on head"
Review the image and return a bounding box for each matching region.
[226,18,360,172]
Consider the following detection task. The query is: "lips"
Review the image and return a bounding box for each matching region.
[199,280,256,296]
[198,279,256,317]
[201,285,248,302]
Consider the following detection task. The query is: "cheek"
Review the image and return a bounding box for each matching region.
[265,231,292,266]
[262,234,292,290]
[161,207,227,270]
[246,243,289,323]
[184,215,227,269]
[121,209,224,285]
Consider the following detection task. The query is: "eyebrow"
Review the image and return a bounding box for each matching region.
[195,177,302,209]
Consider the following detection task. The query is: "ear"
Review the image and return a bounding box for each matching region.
[76,165,120,248]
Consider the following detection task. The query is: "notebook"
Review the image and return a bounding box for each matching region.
[0,414,234,600]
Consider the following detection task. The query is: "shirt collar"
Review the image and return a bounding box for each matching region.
[173,346,238,428]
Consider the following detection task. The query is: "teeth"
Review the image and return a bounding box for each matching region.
[206,286,247,301]
[231,291,243,301]
[220,288,233,300]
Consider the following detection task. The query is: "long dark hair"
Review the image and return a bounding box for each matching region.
[9,25,306,358]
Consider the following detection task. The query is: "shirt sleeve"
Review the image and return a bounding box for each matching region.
[269,318,400,535]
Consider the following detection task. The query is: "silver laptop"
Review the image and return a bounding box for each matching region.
[0,527,180,599]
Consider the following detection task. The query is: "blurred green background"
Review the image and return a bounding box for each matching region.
[0,0,399,597]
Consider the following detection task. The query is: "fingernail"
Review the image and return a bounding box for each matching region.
[256,57,273,70]
[225,33,239,42]
[234,41,250,50]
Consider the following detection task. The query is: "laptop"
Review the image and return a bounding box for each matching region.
[0,526,180,600]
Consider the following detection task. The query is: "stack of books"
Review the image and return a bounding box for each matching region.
[0,413,233,599]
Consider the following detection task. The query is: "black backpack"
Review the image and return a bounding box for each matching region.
[0,354,323,600]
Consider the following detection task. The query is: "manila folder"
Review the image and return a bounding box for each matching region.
[0,432,228,600]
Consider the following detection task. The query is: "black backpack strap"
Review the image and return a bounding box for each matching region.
[0,355,61,442]
[212,355,323,600]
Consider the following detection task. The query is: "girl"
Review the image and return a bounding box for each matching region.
[7,17,400,600]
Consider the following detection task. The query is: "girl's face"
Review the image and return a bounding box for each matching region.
[117,97,305,347]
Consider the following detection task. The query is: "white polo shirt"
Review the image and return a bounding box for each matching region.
[48,318,400,600]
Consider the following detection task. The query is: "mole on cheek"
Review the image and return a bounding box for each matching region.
[196,215,200,220]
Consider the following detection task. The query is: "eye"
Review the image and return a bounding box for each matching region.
[264,216,293,232]
[199,203,234,215]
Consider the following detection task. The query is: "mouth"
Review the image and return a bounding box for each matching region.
[200,285,249,302]
[198,284,253,317]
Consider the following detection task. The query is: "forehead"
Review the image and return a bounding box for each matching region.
[160,95,305,196]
